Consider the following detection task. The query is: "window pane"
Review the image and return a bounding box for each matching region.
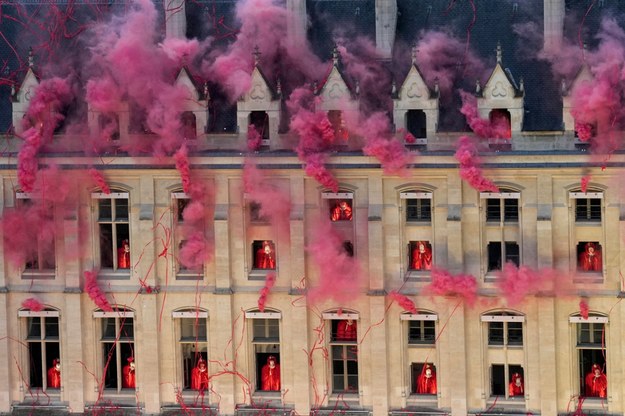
[333,374,345,392]
[98,199,112,221]
[99,224,114,268]
[505,242,520,267]
[488,242,502,271]
[578,323,591,344]
[27,317,42,339]
[181,318,207,341]
[486,199,501,222]
[253,319,279,341]
[504,199,519,221]
[102,342,118,389]
[488,322,504,345]
[28,342,43,388]
[102,318,117,340]
[45,317,59,339]
[46,343,61,389]
[115,199,129,221]
[119,319,134,339]
[576,199,601,222]
[177,198,189,222]
[507,322,523,346]
[406,199,431,222]
[491,364,506,396]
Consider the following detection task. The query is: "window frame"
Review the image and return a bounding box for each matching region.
[401,192,432,224]
[324,312,359,395]
[173,310,209,393]
[402,312,437,346]
[480,192,520,224]
[92,191,131,276]
[94,309,135,393]
[19,309,61,393]
[570,314,608,398]
[487,241,520,272]
[245,311,282,394]
[570,191,603,223]
[16,192,57,278]
[171,192,204,280]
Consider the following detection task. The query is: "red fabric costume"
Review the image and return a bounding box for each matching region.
[411,241,432,270]
[585,364,607,398]
[331,201,353,221]
[47,358,61,389]
[255,241,276,269]
[579,242,602,272]
[191,358,209,391]
[122,357,136,388]
[336,320,357,341]
[118,239,131,269]
[261,356,281,391]
[416,364,437,394]
[509,372,524,396]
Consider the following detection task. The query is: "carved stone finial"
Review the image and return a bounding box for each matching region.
[391,80,397,96]
[434,77,440,95]
[519,77,524,94]
[411,44,418,65]
[332,44,340,66]
[561,79,567,96]
[203,82,210,101]
[253,45,261,67]
[28,47,34,68]
[475,79,482,95]
[355,80,360,96]
[276,78,282,97]
[496,42,502,64]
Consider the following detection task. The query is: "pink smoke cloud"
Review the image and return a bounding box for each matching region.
[84,270,113,312]
[243,162,291,239]
[454,136,499,192]
[495,263,570,307]
[178,232,210,271]
[247,124,262,152]
[22,297,44,312]
[581,175,591,193]
[460,91,511,139]
[388,291,417,314]
[258,272,276,312]
[306,219,364,306]
[174,144,191,194]
[424,269,478,307]
[88,169,110,194]
[580,298,589,320]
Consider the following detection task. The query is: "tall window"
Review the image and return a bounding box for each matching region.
[246,311,281,393]
[172,192,203,279]
[328,317,358,394]
[487,241,520,271]
[20,310,60,391]
[402,312,438,396]
[17,193,56,277]
[93,191,130,274]
[96,309,135,392]
[572,314,607,398]
[482,312,525,399]
[174,310,208,392]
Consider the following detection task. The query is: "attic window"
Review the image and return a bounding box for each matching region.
[181,112,197,140]
[98,114,120,141]
[327,110,348,142]
[406,110,427,139]
[249,111,269,141]
[489,109,511,139]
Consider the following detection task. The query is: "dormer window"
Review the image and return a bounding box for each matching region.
[328,110,348,141]
[249,111,269,142]
[98,114,120,141]
[489,109,511,139]
[181,111,197,140]
[406,110,427,139]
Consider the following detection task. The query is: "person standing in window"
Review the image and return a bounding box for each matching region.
[47,358,61,389]
[411,241,433,270]
[579,242,602,272]
[509,372,524,397]
[191,357,209,391]
[585,363,607,398]
[255,241,276,269]
[336,319,357,341]
[261,355,281,391]
[331,201,353,221]
[118,240,131,269]
[122,357,136,388]
[416,364,437,394]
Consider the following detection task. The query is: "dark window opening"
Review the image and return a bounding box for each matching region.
[579,350,606,398]
[176,198,190,223]
[342,241,354,257]
[486,198,518,222]
[406,198,431,222]
[250,201,269,222]
[409,241,433,271]
[327,110,348,141]
[181,111,197,140]
[411,362,437,395]
[249,111,270,141]
[488,320,523,346]
[487,242,520,271]
[332,345,358,393]
[26,316,60,390]
[330,199,353,222]
[179,317,208,391]
[100,314,135,391]
[252,240,276,270]
[406,109,427,139]
[97,196,130,271]
[491,364,524,397]
[255,351,281,391]
[128,103,153,134]
[577,242,602,273]
[408,320,435,345]
[575,198,601,222]
[98,113,120,141]
[489,109,511,139]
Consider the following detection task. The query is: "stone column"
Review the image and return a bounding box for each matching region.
[375,0,397,60]
[286,0,307,47]
[544,0,564,53]
[165,0,187,40]
[63,293,85,412]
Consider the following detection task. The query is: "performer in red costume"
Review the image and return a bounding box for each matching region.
[336,319,357,341]
[411,241,433,270]
[416,364,437,394]
[579,242,602,272]
[122,357,136,388]
[191,357,209,391]
[509,372,524,397]
[47,358,61,389]
[331,201,353,221]
[255,241,276,269]
[118,239,131,269]
[261,355,280,391]
[585,363,607,398]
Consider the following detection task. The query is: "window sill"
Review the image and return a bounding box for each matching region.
[486,397,526,406]
[98,270,131,280]
[407,393,437,404]
[329,392,359,402]
[176,271,204,281]
[574,221,602,226]
[408,342,436,348]
[405,271,431,282]
[248,269,276,281]
[22,270,56,279]
[573,272,604,284]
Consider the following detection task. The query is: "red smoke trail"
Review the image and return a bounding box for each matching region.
[257,273,276,312]
[460,91,511,139]
[495,263,571,307]
[84,270,113,312]
[21,297,44,312]
[454,136,499,192]
[388,291,417,314]
[425,268,478,306]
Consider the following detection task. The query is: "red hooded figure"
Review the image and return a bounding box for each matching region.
[47,358,61,388]
[509,372,524,396]
[579,242,602,272]
[585,363,607,398]
[118,239,131,269]
[416,364,437,394]
[336,319,357,341]
[255,241,276,269]
[411,241,433,270]
[261,355,280,391]
[331,200,353,221]
[122,357,136,388]
[191,357,209,391]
